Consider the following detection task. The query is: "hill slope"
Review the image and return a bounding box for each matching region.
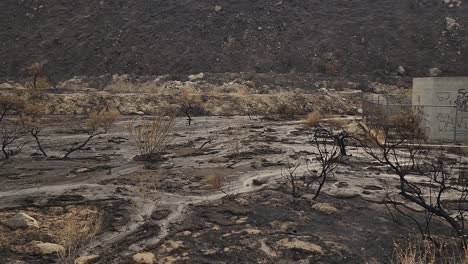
[0,0,467,80]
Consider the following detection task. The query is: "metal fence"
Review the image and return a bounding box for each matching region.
[361,93,467,143]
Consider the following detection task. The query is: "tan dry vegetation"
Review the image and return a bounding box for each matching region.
[392,240,468,264]
[135,172,160,198]
[86,110,120,132]
[56,210,102,264]
[303,111,321,127]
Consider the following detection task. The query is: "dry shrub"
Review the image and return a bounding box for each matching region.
[177,88,204,125]
[127,115,176,158]
[1,119,26,159]
[275,103,296,117]
[0,94,26,121]
[33,76,53,89]
[21,103,48,156]
[178,88,202,106]
[63,110,120,158]
[56,210,102,264]
[303,111,321,127]
[86,110,120,132]
[389,110,427,141]
[206,174,233,197]
[357,122,386,146]
[225,127,245,157]
[22,61,50,89]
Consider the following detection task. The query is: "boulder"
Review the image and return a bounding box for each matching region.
[35,242,65,254]
[5,212,39,229]
[133,252,155,264]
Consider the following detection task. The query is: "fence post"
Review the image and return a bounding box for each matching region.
[455,105,458,143]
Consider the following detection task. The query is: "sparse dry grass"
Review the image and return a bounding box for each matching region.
[135,172,160,198]
[392,240,468,264]
[224,127,245,157]
[303,111,321,127]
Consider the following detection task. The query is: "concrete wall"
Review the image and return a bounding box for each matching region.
[413,77,468,143]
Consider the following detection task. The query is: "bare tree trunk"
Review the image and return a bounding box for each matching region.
[2,144,8,159]
[63,133,98,159]
[31,129,47,157]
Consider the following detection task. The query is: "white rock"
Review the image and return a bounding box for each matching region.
[75,168,89,173]
[318,87,328,93]
[397,65,406,75]
[429,67,442,77]
[446,17,460,30]
[214,5,222,12]
[35,242,65,254]
[133,252,155,264]
[5,212,39,229]
[188,73,204,81]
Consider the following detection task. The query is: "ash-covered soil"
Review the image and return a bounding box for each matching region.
[1,0,467,80]
[0,114,463,264]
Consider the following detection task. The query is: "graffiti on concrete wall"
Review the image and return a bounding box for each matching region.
[456,89,468,112]
[437,92,452,104]
[432,90,468,134]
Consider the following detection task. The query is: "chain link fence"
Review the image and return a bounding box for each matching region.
[361,93,468,143]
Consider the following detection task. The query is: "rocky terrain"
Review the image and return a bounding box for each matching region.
[1,0,467,81]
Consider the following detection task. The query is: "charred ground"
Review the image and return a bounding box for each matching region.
[1,0,468,80]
